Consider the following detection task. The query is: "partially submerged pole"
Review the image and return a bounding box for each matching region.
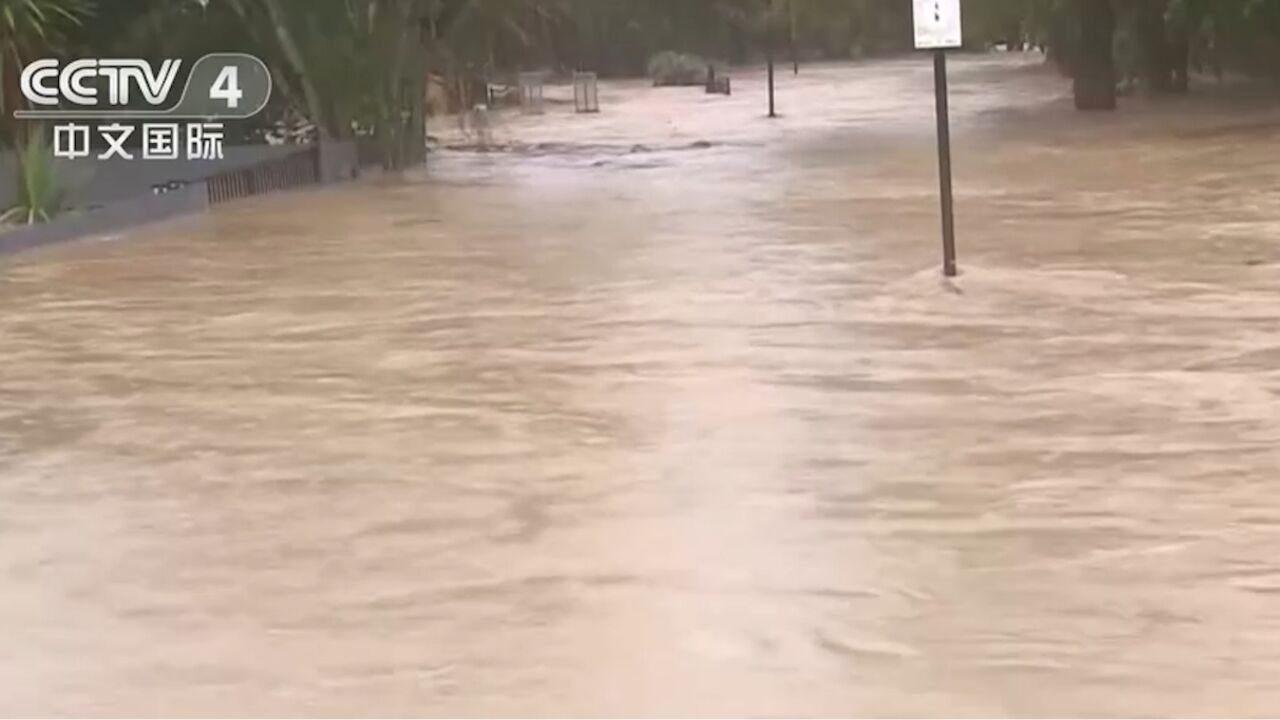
[766,46,777,117]
[933,49,957,278]
[914,0,962,278]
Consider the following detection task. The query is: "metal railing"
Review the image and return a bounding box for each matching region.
[206,147,321,206]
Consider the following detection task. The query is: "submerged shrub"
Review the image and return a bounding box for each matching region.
[647,51,712,87]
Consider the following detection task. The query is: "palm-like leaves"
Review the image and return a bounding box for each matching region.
[0,0,93,118]
[1,127,66,224]
[0,0,90,43]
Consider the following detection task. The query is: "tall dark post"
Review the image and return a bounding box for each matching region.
[767,48,777,117]
[933,50,957,277]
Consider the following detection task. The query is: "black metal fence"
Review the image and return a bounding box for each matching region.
[206,147,320,206]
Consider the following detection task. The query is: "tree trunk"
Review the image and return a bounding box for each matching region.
[382,12,407,169]
[372,0,427,171]
[245,0,337,143]
[1168,25,1190,92]
[1168,3,1194,93]
[728,22,748,64]
[1005,20,1023,50]
[1139,0,1173,93]
[1074,0,1117,110]
[1047,4,1075,76]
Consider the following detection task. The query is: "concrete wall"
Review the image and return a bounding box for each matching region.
[0,144,303,209]
[0,141,361,257]
[0,181,209,255]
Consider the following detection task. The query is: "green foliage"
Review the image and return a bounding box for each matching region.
[213,0,428,168]
[0,0,92,53]
[2,0,1279,163]
[2,128,67,225]
[0,0,92,121]
[69,0,256,61]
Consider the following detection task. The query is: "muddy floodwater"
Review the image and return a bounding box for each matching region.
[3,55,1280,716]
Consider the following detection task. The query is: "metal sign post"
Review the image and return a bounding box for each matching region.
[913,0,962,278]
[933,50,957,278]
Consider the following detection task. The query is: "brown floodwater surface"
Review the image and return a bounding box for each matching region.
[3,55,1280,716]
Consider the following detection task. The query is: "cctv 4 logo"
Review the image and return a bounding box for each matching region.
[20,59,244,110]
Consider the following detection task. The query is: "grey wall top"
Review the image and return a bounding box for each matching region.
[0,143,302,209]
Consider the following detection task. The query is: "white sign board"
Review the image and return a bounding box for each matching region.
[914,0,963,49]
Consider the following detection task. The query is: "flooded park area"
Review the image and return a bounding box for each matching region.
[3,54,1280,715]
